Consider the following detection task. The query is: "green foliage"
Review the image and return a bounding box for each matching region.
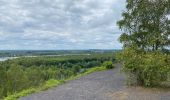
[41,79,60,91]
[102,61,114,69]
[7,65,29,94]
[118,48,170,87]
[26,66,44,86]
[82,66,106,75]
[72,65,81,74]
[4,79,61,100]
[117,0,170,51]
[0,53,115,99]
[4,66,106,100]
[117,0,170,88]
[4,88,36,100]
[0,65,7,98]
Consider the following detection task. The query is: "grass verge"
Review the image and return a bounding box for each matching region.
[4,66,106,100]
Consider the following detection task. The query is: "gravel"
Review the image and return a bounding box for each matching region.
[20,63,170,100]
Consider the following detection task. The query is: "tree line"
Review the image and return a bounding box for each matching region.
[0,53,115,99]
[117,0,170,87]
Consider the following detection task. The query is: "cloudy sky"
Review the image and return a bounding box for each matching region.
[0,0,126,50]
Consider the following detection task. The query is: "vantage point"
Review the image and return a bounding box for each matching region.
[0,0,169,100]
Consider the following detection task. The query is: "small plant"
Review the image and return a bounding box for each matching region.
[103,61,114,69]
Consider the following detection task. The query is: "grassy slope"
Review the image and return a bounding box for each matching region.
[4,66,106,100]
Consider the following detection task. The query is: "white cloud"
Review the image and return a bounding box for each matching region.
[0,0,126,50]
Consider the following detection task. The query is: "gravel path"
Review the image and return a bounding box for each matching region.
[20,64,170,100]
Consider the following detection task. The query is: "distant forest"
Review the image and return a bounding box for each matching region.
[0,50,120,57]
[0,53,115,99]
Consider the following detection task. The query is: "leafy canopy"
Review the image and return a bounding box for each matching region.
[117,0,170,51]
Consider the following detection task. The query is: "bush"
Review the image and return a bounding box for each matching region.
[72,65,81,74]
[103,61,114,69]
[118,48,170,87]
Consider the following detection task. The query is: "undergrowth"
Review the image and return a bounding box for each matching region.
[4,66,106,100]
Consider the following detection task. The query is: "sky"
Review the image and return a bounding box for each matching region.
[0,0,126,50]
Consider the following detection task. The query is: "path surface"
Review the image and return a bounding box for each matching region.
[21,64,170,100]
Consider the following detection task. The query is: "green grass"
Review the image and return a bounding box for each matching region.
[4,66,106,100]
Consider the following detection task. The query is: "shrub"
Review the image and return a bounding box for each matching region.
[118,48,170,87]
[103,61,114,69]
[72,65,81,74]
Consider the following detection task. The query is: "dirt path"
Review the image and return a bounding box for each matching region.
[20,64,170,100]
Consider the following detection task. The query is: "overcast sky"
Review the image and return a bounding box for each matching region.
[0,0,126,50]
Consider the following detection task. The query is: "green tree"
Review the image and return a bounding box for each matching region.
[117,0,170,87]
[7,64,29,94]
[72,65,81,74]
[0,65,7,98]
[117,0,170,51]
[26,66,44,86]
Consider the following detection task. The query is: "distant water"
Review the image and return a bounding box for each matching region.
[0,57,19,61]
[44,54,91,56]
[0,54,91,61]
